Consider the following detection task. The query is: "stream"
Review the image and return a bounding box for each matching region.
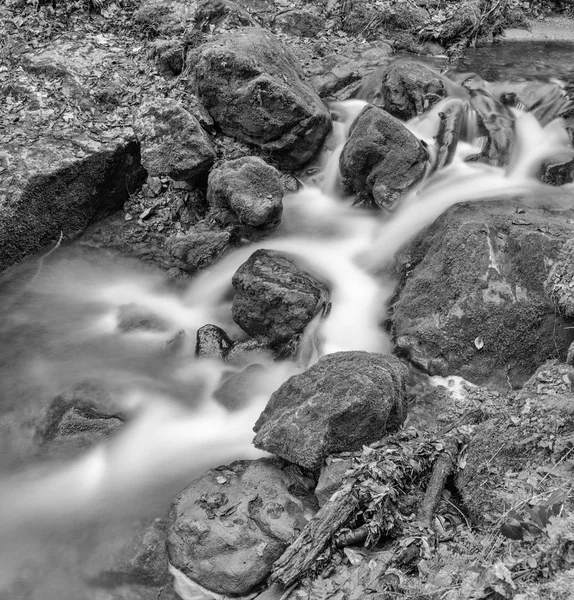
[2,40,574,598]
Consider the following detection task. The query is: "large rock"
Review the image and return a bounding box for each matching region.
[339,104,428,209]
[359,60,449,120]
[0,39,146,274]
[191,28,332,169]
[167,458,316,596]
[390,201,574,388]
[231,249,330,345]
[207,157,283,229]
[273,8,325,38]
[133,99,216,182]
[253,352,408,470]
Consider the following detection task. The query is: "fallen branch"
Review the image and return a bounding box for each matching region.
[271,481,359,587]
[418,437,460,528]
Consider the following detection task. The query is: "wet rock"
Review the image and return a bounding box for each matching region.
[359,60,448,120]
[193,0,257,33]
[339,104,428,209]
[36,382,125,456]
[307,41,393,99]
[165,329,186,355]
[315,458,354,507]
[253,352,408,470]
[225,338,274,366]
[231,249,330,345]
[191,28,332,169]
[167,457,317,596]
[133,99,216,182]
[82,518,170,587]
[195,324,234,360]
[214,364,267,411]
[207,157,283,229]
[168,223,237,273]
[117,303,169,333]
[390,201,574,388]
[274,9,324,38]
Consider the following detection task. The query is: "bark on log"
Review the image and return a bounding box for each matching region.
[271,481,359,587]
[418,437,459,528]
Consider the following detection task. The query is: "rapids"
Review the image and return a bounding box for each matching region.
[1,57,574,596]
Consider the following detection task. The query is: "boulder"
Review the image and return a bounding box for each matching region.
[36,382,125,456]
[133,99,216,182]
[339,104,428,209]
[231,249,330,345]
[195,324,234,360]
[359,60,448,120]
[168,223,237,272]
[117,303,169,333]
[253,352,408,470]
[167,458,317,596]
[207,157,283,229]
[390,200,574,388]
[191,28,332,169]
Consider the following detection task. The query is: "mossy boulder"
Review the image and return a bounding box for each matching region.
[389,200,574,388]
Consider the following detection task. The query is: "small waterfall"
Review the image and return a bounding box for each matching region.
[1,68,573,591]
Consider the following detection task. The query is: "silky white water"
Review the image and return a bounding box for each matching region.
[1,75,573,596]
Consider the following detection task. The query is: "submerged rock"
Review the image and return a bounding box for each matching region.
[36,382,125,456]
[339,104,428,209]
[253,352,408,470]
[82,518,170,587]
[191,28,332,169]
[390,201,574,388]
[231,249,330,345]
[117,303,170,333]
[133,99,216,182]
[359,60,449,120]
[207,157,283,229]
[167,457,316,596]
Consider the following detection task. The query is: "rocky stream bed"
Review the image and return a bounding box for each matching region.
[4,1,574,599]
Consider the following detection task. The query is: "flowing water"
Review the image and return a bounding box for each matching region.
[2,42,574,598]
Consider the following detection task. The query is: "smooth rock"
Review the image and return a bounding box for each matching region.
[191,28,332,169]
[207,157,283,229]
[390,201,574,388]
[339,104,428,209]
[231,249,330,345]
[213,364,267,411]
[133,99,216,182]
[253,352,408,470]
[359,60,448,120]
[195,324,234,360]
[167,458,316,596]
